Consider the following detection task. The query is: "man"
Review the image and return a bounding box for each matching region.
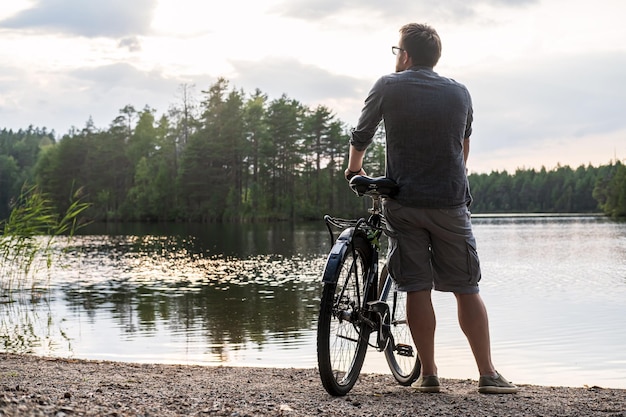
[345,23,517,394]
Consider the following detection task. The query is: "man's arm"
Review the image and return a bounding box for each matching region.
[345,78,384,180]
[344,146,366,180]
[463,137,470,165]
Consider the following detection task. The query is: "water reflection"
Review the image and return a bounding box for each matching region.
[59,224,327,353]
[57,234,325,356]
[79,222,330,258]
[59,257,321,346]
[0,293,56,353]
[1,223,327,363]
[1,217,626,389]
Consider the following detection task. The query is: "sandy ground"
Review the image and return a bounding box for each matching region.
[0,353,624,416]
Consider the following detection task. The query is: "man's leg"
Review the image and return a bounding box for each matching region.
[456,293,519,393]
[407,289,437,376]
[455,293,496,376]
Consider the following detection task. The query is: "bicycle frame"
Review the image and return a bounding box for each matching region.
[323,194,389,349]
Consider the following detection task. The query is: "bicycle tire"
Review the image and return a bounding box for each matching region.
[379,265,421,385]
[317,231,373,396]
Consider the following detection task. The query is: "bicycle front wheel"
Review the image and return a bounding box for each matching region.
[317,232,372,396]
[380,266,421,385]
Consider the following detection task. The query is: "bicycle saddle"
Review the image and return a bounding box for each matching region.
[349,176,399,197]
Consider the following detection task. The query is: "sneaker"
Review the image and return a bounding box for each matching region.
[411,375,441,393]
[478,372,518,394]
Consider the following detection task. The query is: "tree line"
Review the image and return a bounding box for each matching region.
[469,163,624,215]
[1,78,625,222]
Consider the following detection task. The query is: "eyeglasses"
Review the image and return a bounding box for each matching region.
[391,46,405,55]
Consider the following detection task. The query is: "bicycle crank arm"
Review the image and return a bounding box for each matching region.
[366,301,392,351]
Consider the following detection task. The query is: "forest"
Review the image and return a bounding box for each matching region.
[1,78,625,223]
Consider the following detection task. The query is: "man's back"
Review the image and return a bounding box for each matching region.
[354,66,473,209]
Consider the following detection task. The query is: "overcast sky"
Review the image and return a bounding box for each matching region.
[1,0,625,173]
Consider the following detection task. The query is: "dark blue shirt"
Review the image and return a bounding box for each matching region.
[350,66,473,208]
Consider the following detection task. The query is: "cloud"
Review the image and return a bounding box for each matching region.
[70,63,178,92]
[118,37,142,52]
[273,0,537,21]
[0,0,158,38]
[64,64,218,127]
[229,57,371,106]
[465,51,626,154]
[0,62,208,134]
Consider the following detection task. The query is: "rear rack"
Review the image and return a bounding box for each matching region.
[323,215,359,230]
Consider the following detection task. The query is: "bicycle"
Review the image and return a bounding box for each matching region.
[317,175,421,396]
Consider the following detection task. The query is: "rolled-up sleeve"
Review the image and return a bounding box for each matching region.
[464,93,473,139]
[350,77,385,151]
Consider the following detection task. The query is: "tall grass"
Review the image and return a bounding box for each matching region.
[0,185,89,353]
[0,184,90,297]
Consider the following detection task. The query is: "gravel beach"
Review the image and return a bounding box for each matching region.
[0,353,624,416]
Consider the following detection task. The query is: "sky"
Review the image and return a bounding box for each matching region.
[1,0,625,174]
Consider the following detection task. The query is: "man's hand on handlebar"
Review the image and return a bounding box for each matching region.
[344,167,366,181]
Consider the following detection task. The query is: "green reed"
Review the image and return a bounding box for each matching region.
[0,184,90,296]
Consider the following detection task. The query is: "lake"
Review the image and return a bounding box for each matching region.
[1,215,625,389]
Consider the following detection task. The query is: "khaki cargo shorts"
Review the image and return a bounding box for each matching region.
[382,199,481,294]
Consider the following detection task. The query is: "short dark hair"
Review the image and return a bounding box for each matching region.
[400,23,442,67]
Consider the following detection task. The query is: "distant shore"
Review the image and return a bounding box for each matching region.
[1,353,624,416]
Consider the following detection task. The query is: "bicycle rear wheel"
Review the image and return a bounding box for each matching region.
[317,232,373,396]
[379,265,421,385]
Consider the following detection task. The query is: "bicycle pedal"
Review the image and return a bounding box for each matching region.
[395,343,414,357]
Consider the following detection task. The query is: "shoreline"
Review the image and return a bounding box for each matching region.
[1,353,625,416]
